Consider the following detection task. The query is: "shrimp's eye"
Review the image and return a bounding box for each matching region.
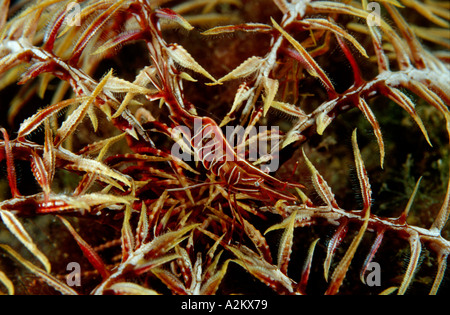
[255,179,263,187]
